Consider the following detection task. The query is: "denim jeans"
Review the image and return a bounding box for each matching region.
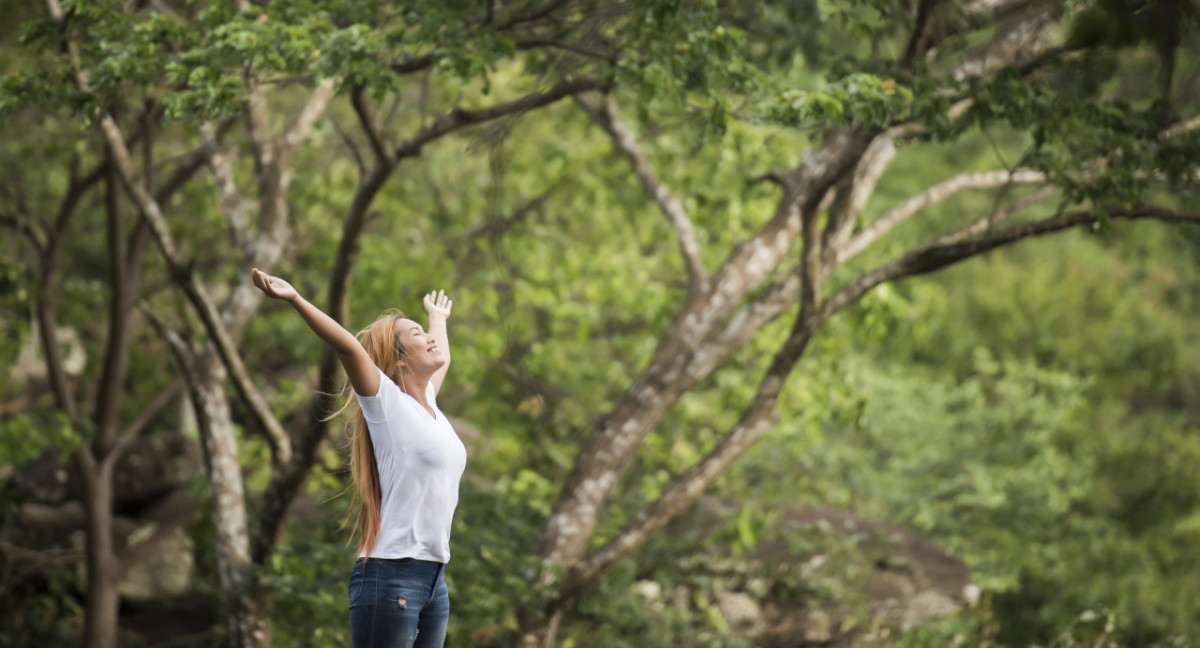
[348,557,449,648]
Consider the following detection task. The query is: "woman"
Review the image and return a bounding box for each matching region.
[251,268,466,648]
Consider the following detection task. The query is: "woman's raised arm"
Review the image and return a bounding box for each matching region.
[423,289,453,395]
[251,268,380,397]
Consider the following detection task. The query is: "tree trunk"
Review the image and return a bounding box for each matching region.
[77,449,119,648]
[187,354,271,648]
[515,611,561,648]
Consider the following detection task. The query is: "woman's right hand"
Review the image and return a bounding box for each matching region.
[251,268,299,302]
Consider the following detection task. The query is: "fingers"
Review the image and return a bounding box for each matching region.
[424,289,453,314]
[251,268,280,297]
[252,269,271,293]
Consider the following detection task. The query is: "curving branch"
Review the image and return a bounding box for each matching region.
[575,93,710,297]
[556,302,823,606]
[900,0,940,70]
[281,78,336,162]
[394,76,609,159]
[33,160,101,427]
[952,4,1061,81]
[823,134,897,254]
[109,378,185,463]
[923,185,1058,247]
[106,121,293,464]
[350,84,396,166]
[835,169,1046,265]
[201,122,252,252]
[824,206,1200,317]
[515,38,616,63]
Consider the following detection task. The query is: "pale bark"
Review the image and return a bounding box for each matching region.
[823,206,1200,317]
[823,134,897,255]
[952,3,1061,81]
[835,169,1047,265]
[533,128,876,578]
[157,323,270,648]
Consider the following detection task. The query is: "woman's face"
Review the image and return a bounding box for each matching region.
[394,318,446,374]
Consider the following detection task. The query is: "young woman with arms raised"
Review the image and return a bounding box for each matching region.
[250,268,466,648]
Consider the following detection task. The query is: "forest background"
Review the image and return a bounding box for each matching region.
[3,0,1200,647]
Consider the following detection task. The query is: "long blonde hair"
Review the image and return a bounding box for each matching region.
[338,309,409,557]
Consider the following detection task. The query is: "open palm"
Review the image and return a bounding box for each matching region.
[423,290,453,318]
[251,268,298,302]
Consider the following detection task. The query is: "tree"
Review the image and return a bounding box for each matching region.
[4,0,1200,646]
[3,1,610,646]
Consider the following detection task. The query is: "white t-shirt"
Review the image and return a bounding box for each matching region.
[354,368,467,563]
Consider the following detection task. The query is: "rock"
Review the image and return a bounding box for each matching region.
[632,579,662,601]
[964,583,982,606]
[676,499,978,647]
[118,524,195,600]
[902,590,961,631]
[804,609,833,643]
[716,590,763,634]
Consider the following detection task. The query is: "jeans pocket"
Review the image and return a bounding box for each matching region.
[347,562,366,606]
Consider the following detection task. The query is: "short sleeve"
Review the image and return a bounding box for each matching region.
[354,367,398,424]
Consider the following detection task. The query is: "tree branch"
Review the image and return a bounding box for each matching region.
[684,271,803,382]
[280,78,336,164]
[900,0,940,70]
[350,84,396,166]
[108,378,186,463]
[824,206,1200,318]
[33,151,99,427]
[671,129,876,354]
[329,114,366,174]
[574,93,709,296]
[556,309,822,605]
[1159,114,1200,140]
[1,214,46,254]
[835,169,1046,265]
[201,122,252,253]
[393,76,609,159]
[549,203,1200,605]
[515,38,617,63]
[822,134,897,255]
[534,128,875,571]
[93,154,131,452]
[952,6,1060,81]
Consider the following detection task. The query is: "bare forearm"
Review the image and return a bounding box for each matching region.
[251,267,378,395]
[427,314,450,361]
[289,294,361,357]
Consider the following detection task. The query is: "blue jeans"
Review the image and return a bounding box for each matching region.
[348,558,449,648]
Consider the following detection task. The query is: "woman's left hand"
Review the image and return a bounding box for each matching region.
[423,289,453,319]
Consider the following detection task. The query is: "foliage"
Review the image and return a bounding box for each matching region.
[4,0,1200,646]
